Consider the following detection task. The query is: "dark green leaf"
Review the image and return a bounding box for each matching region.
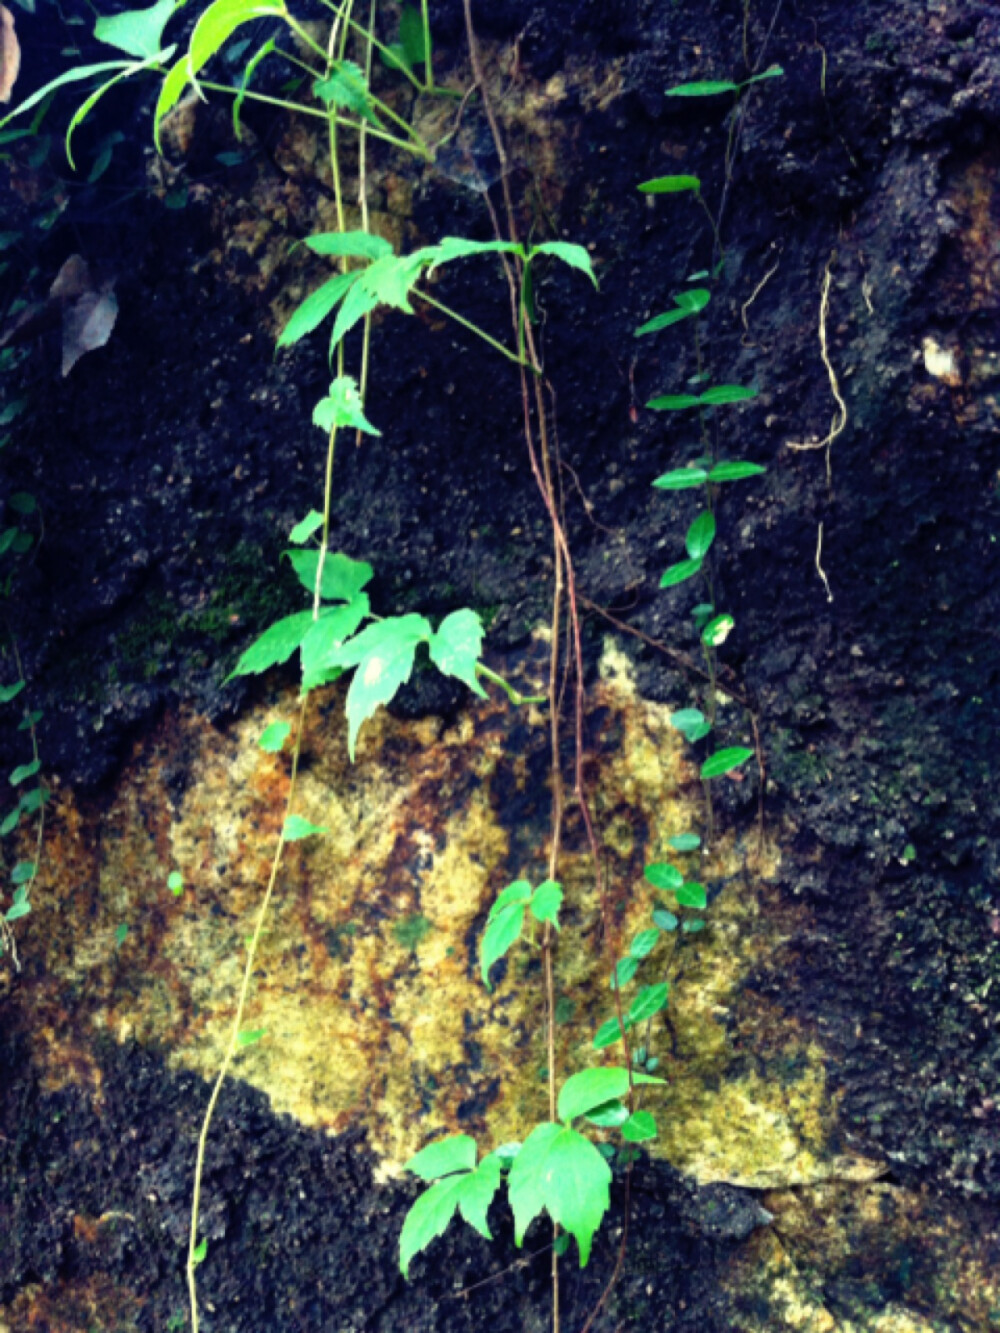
[11,860,35,884]
[8,492,35,515]
[0,808,19,836]
[685,512,716,560]
[226,611,314,681]
[702,613,734,647]
[652,908,678,932]
[19,787,48,815]
[9,759,39,785]
[11,532,32,554]
[0,681,25,703]
[682,918,706,933]
[398,4,428,67]
[115,921,129,947]
[17,710,43,731]
[646,393,701,411]
[675,882,707,909]
[666,78,739,97]
[593,1015,629,1049]
[622,1110,657,1143]
[700,747,753,779]
[635,307,694,337]
[699,384,758,406]
[233,38,275,141]
[630,928,659,959]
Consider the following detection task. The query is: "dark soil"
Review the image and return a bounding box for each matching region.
[4,0,1000,1327]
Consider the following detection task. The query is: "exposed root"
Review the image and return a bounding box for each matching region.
[786,254,847,487]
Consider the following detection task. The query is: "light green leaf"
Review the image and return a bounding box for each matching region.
[399,1156,501,1277]
[5,900,30,922]
[745,65,783,86]
[258,721,291,753]
[668,833,701,852]
[95,0,178,59]
[0,681,25,703]
[305,230,393,261]
[358,252,427,312]
[707,460,766,482]
[189,0,287,78]
[702,613,734,647]
[644,862,683,891]
[529,242,598,288]
[585,1099,629,1128]
[699,384,758,405]
[428,609,486,697]
[635,307,693,337]
[66,52,175,170]
[313,60,380,124]
[299,598,370,690]
[233,38,275,140]
[277,272,360,348]
[289,510,323,544]
[675,882,707,909]
[652,466,709,490]
[508,1122,611,1266]
[237,1027,266,1047]
[530,879,563,929]
[647,393,701,411]
[406,1134,477,1181]
[0,808,19,836]
[629,928,659,960]
[192,1238,207,1265]
[154,57,193,151]
[628,982,669,1024]
[659,557,703,588]
[611,955,639,989]
[225,610,314,681]
[700,747,753,779]
[675,287,711,313]
[652,907,678,932]
[489,880,533,917]
[167,870,184,895]
[426,236,524,267]
[313,376,380,436]
[335,615,431,760]
[9,759,39,785]
[0,61,134,134]
[283,814,328,841]
[558,1067,636,1122]
[456,1153,502,1238]
[666,78,739,97]
[622,1110,657,1143]
[115,922,129,947]
[669,707,710,742]
[283,550,373,603]
[481,900,526,990]
[685,512,716,560]
[329,275,382,349]
[10,861,35,885]
[593,1015,629,1049]
[638,174,701,193]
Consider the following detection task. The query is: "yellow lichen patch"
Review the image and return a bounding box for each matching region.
[10,637,866,1190]
[0,1277,144,1333]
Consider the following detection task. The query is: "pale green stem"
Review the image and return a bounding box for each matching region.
[414,289,531,368]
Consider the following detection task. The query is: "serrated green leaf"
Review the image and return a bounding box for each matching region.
[406,1134,477,1181]
[659,557,703,588]
[258,721,291,753]
[304,230,393,261]
[622,1110,657,1143]
[530,880,563,929]
[652,907,678,932]
[94,0,177,59]
[675,882,707,909]
[685,512,716,560]
[0,681,25,703]
[646,393,701,411]
[481,901,526,990]
[237,1028,266,1048]
[399,1155,500,1277]
[313,60,381,124]
[299,598,370,691]
[593,1015,630,1049]
[652,467,709,490]
[278,272,360,348]
[628,982,669,1024]
[9,759,39,785]
[289,510,323,544]
[638,174,701,193]
[508,1122,611,1266]
[630,928,659,960]
[428,609,486,697]
[226,611,314,681]
[708,460,766,482]
[585,1099,629,1128]
[666,78,739,97]
[329,615,431,760]
[699,384,758,406]
[529,241,598,288]
[700,746,753,779]
[283,550,373,603]
[329,275,382,350]
[313,376,380,436]
[644,862,683,891]
[283,814,328,841]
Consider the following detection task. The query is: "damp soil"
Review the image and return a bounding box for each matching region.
[3,0,1000,1328]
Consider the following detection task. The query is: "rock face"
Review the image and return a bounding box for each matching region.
[2,1,1000,1330]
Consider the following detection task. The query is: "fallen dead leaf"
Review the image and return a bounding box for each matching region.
[0,4,20,104]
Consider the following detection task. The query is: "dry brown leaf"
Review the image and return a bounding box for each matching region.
[0,4,20,105]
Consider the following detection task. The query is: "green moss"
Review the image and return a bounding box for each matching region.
[393,913,432,951]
